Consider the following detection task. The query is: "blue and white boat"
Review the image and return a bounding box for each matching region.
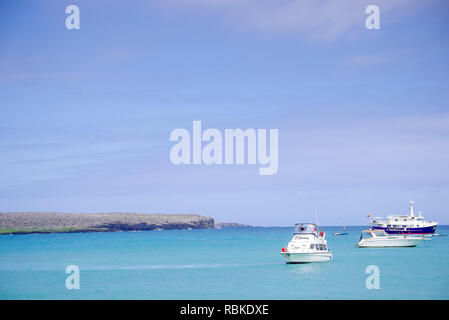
[333,225,348,236]
[370,201,438,234]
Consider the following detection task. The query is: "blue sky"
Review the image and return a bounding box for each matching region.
[1,0,449,226]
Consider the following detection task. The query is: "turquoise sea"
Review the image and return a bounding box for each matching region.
[0,226,448,299]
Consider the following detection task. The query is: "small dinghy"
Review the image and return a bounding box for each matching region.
[333,232,348,236]
[333,225,348,236]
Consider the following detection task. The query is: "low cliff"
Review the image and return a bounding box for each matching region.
[0,212,215,235]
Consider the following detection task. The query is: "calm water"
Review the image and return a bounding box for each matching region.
[0,226,448,299]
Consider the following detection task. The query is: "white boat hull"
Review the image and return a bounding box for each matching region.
[357,238,424,248]
[281,251,332,263]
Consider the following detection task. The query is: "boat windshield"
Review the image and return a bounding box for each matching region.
[360,232,373,240]
[361,230,386,240]
[294,224,317,234]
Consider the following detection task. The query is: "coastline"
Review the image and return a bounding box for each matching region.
[0,212,215,235]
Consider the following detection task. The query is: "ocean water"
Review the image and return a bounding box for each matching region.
[0,226,448,300]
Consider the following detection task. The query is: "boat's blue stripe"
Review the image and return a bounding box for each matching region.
[371,225,436,234]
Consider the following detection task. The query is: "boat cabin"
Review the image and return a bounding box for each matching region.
[360,230,387,241]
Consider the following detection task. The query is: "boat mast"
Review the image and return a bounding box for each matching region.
[409,200,415,217]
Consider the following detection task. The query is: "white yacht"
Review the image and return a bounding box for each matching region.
[369,201,438,234]
[281,223,332,263]
[356,229,428,248]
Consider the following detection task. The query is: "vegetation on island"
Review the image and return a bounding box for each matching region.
[0,212,215,235]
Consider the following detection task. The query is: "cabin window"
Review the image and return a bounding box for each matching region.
[387,225,391,227]
[310,244,314,249]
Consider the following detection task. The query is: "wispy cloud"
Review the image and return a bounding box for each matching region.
[157,0,432,40]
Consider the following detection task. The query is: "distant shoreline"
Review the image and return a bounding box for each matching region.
[0,212,215,235]
[2,212,444,235]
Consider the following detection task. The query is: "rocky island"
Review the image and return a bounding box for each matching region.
[0,212,215,235]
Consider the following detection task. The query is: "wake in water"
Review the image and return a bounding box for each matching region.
[82,262,280,271]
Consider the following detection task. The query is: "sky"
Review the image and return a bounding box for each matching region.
[1,0,449,226]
